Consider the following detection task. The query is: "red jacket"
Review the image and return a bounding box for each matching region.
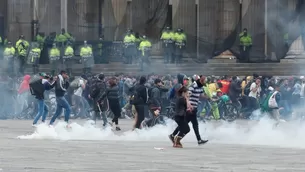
[219,80,230,94]
[18,75,31,94]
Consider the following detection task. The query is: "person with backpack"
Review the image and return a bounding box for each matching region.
[133,76,149,129]
[261,83,285,123]
[31,74,56,126]
[49,71,71,127]
[89,73,108,126]
[70,75,88,118]
[99,77,121,131]
[148,78,162,115]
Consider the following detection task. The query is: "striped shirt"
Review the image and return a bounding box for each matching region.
[188,81,204,108]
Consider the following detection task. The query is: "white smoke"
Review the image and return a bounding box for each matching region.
[17,118,305,149]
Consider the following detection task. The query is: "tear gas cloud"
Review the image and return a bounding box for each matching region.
[18,117,305,149]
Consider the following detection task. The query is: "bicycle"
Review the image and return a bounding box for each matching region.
[200,96,239,122]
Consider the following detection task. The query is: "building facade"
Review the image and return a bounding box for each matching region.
[0,0,300,60]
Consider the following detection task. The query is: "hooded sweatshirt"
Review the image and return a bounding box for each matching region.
[18,75,31,94]
[55,74,69,97]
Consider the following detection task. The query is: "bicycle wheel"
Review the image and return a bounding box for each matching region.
[223,103,239,122]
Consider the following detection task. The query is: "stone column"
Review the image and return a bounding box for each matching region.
[61,0,67,31]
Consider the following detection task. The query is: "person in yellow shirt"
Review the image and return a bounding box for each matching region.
[80,40,93,74]
[138,35,152,71]
[16,35,30,75]
[239,28,252,62]
[49,43,61,76]
[160,27,174,63]
[123,29,136,64]
[173,28,186,64]
[3,42,15,76]
[27,42,41,74]
[63,41,74,76]
[241,76,253,96]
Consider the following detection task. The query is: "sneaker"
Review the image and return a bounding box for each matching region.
[115,126,121,131]
[32,124,37,128]
[49,124,54,128]
[66,124,72,129]
[198,140,208,145]
[168,134,175,144]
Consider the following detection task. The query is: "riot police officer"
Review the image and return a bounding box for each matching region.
[27,42,41,74]
[174,28,186,64]
[96,36,106,64]
[63,41,74,76]
[161,26,174,63]
[80,40,93,74]
[123,29,136,64]
[3,42,15,76]
[138,35,152,71]
[16,35,29,75]
[49,43,61,76]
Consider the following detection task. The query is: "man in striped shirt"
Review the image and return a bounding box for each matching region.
[169,75,208,145]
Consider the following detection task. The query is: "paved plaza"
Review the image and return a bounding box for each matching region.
[0,120,305,172]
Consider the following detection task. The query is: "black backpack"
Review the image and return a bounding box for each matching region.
[29,78,43,96]
[244,80,253,96]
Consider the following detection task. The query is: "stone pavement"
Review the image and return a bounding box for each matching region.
[0,120,305,172]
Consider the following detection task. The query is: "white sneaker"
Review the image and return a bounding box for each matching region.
[49,124,54,128]
[32,124,37,128]
[279,119,286,123]
[66,124,72,129]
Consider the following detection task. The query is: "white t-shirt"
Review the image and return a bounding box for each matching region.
[248,82,260,98]
[74,79,85,97]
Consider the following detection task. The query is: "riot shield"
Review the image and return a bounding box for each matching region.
[48,47,61,75]
[62,46,74,62]
[79,44,94,68]
[27,42,40,65]
[163,39,174,48]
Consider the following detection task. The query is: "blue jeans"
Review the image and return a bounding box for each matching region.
[33,99,49,125]
[50,96,71,125]
[197,100,211,117]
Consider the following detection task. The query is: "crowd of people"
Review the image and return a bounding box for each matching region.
[10,69,305,148]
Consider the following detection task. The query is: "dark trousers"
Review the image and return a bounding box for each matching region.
[18,56,26,75]
[172,109,202,141]
[134,105,145,129]
[163,47,172,63]
[173,115,190,137]
[140,55,150,71]
[109,99,121,125]
[239,46,251,62]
